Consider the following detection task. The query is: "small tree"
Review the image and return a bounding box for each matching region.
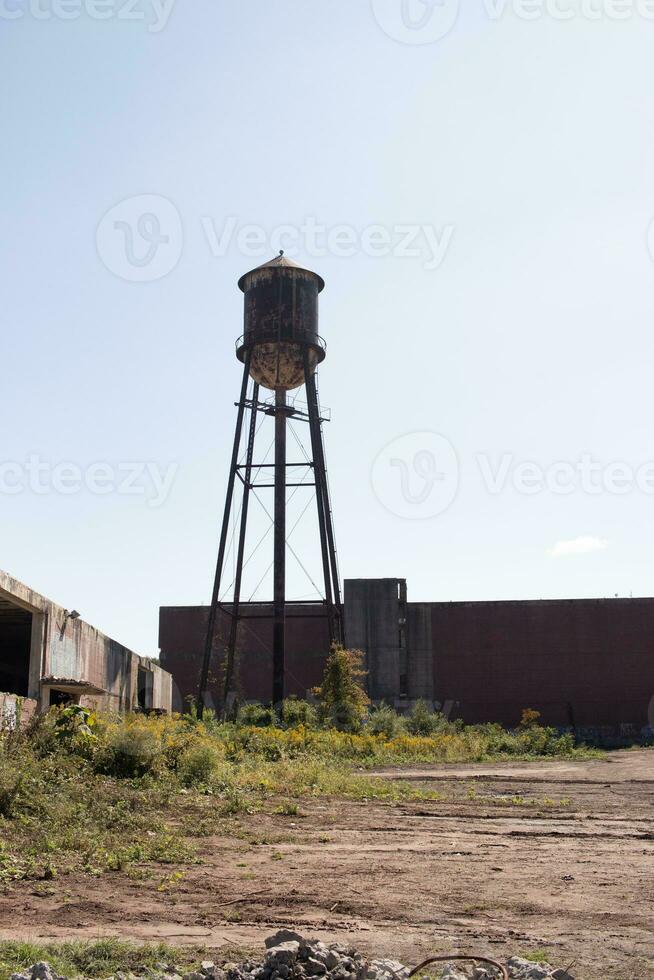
[313,645,370,732]
[518,708,541,730]
[405,700,453,736]
[236,703,278,728]
[406,699,437,736]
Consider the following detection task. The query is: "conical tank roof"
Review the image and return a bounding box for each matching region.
[238,252,325,292]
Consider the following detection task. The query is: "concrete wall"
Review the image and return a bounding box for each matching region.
[0,692,38,730]
[344,579,404,700]
[0,569,172,713]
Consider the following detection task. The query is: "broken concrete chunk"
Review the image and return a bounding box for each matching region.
[330,969,356,980]
[438,968,468,980]
[369,961,410,980]
[506,959,557,980]
[264,943,301,969]
[309,947,339,973]
[7,940,576,980]
[31,964,58,980]
[303,959,327,977]
[265,932,305,950]
[328,945,350,957]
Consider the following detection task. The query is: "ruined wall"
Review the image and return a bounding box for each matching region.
[149,657,173,712]
[45,620,136,710]
[0,569,172,713]
[0,692,38,730]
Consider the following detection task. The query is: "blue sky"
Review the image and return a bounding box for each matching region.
[2,1,654,654]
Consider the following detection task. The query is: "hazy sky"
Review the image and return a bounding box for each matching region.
[2,0,654,655]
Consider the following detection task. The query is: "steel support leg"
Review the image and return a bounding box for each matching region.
[303,349,336,644]
[304,357,343,645]
[197,355,251,718]
[222,382,260,713]
[272,387,287,708]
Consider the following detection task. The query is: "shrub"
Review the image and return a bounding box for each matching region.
[22,710,67,757]
[94,719,163,778]
[518,726,576,757]
[0,757,23,818]
[236,703,278,728]
[54,705,97,743]
[281,697,318,729]
[406,700,450,736]
[0,736,53,820]
[177,743,222,787]
[518,708,542,730]
[367,703,405,738]
[313,645,369,732]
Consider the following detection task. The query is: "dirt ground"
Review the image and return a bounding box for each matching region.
[1,750,653,980]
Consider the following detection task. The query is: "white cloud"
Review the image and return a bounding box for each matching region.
[547,536,609,558]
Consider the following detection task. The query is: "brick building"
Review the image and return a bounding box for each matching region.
[159,578,654,741]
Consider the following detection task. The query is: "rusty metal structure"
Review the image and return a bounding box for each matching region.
[197,253,342,714]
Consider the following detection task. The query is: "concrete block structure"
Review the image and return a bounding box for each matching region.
[159,577,654,740]
[343,579,408,701]
[0,569,172,724]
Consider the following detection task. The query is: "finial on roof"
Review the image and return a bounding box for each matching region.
[237,252,325,291]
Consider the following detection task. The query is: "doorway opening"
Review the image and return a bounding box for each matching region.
[137,667,153,710]
[0,595,33,696]
[48,688,75,707]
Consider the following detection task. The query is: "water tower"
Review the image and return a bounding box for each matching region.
[197,253,343,714]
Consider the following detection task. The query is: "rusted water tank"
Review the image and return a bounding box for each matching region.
[237,253,326,391]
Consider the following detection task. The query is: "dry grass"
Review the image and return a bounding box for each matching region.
[0,708,597,884]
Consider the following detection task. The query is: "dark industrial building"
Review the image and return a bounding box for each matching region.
[159,578,654,742]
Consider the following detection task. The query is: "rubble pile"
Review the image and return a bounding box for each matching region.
[9,931,574,980]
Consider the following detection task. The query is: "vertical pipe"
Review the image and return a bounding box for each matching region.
[197,355,251,718]
[303,349,336,644]
[222,382,260,713]
[272,386,287,708]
